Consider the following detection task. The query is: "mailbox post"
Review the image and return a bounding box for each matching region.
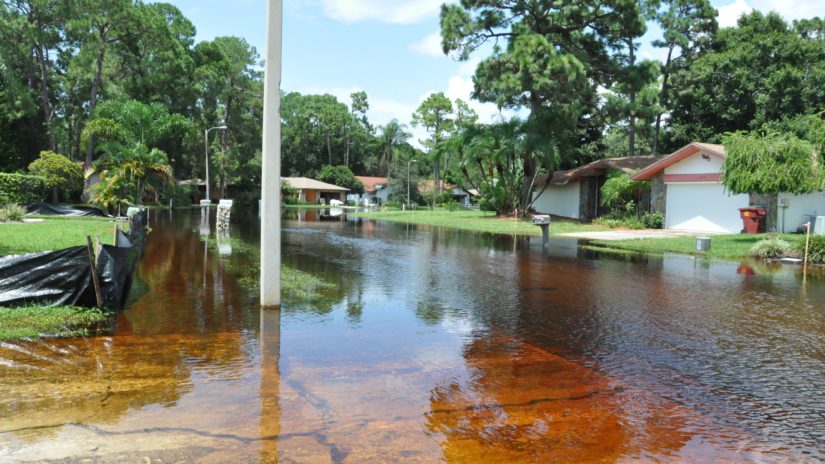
[532,215,551,248]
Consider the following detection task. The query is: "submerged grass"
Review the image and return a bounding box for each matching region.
[0,305,109,340]
[0,217,119,255]
[589,233,805,260]
[352,209,604,236]
[203,235,339,309]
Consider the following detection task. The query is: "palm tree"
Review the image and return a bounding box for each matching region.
[82,100,191,208]
[378,119,411,179]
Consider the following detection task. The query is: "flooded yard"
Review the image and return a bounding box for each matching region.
[1,208,824,463]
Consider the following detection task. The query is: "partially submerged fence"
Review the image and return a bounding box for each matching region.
[0,209,148,310]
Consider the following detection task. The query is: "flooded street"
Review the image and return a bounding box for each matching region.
[1,209,824,463]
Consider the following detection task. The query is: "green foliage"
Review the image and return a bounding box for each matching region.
[749,236,792,259]
[669,11,825,147]
[458,119,529,215]
[281,180,298,205]
[0,173,47,205]
[594,216,646,230]
[0,217,116,255]
[0,305,109,341]
[445,199,460,212]
[722,131,822,194]
[0,203,25,222]
[600,172,648,213]
[28,150,83,200]
[316,165,364,193]
[642,211,664,229]
[91,145,174,209]
[799,235,825,264]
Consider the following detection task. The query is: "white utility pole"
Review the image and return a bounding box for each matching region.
[260,0,282,307]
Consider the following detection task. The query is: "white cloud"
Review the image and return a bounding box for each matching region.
[410,32,444,57]
[317,0,445,24]
[716,0,753,28]
[753,0,823,21]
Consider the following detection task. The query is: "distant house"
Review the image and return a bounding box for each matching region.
[420,180,473,207]
[348,176,390,206]
[532,156,658,220]
[632,142,825,233]
[282,177,349,204]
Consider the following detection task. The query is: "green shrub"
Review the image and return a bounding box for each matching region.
[0,203,26,222]
[0,173,48,205]
[27,150,83,201]
[800,235,825,264]
[749,236,792,259]
[594,215,645,229]
[346,199,356,207]
[594,217,623,228]
[385,199,400,208]
[642,211,664,229]
[445,199,460,211]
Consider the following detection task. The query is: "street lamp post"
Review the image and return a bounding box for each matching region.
[204,125,228,202]
[407,159,417,207]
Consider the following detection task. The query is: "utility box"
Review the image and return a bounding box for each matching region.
[814,216,825,236]
[696,236,711,252]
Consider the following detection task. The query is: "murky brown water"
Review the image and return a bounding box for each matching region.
[1,208,824,463]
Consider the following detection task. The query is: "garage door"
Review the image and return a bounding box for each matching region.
[666,183,749,233]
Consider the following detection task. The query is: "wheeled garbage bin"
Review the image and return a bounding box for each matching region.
[738,207,766,234]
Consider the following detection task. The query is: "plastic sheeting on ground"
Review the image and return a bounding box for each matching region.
[0,209,148,310]
[26,202,112,217]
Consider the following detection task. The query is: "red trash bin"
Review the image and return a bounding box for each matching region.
[739,207,766,234]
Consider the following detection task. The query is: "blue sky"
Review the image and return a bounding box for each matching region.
[165,0,820,143]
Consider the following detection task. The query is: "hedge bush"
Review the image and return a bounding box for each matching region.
[0,173,48,205]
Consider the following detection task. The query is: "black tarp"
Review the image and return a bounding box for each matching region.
[0,247,96,307]
[0,208,148,310]
[27,202,112,217]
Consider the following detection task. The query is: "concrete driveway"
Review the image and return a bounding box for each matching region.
[558,229,724,241]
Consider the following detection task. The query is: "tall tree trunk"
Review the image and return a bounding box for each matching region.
[433,158,440,209]
[628,40,636,158]
[84,30,108,171]
[345,133,351,168]
[34,43,55,151]
[386,146,392,180]
[29,1,56,153]
[82,32,108,201]
[326,133,332,165]
[652,46,675,155]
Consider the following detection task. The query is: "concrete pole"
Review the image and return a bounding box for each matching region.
[204,128,210,202]
[260,0,282,307]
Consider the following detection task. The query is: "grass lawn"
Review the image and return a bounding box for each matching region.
[590,233,805,260]
[352,209,605,236]
[0,217,120,255]
[0,305,109,340]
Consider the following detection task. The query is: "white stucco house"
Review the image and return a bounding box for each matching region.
[532,156,659,220]
[347,176,390,206]
[632,142,825,233]
[420,180,473,207]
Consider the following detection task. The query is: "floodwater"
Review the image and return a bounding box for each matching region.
[1,208,824,463]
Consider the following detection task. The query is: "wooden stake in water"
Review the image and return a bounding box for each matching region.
[803,221,811,279]
[86,236,103,309]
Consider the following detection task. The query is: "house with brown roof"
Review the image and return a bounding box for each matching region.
[282,177,349,204]
[348,176,390,206]
[532,156,659,220]
[632,142,825,233]
[419,180,473,207]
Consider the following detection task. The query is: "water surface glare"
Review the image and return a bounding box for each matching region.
[1,209,824,463]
